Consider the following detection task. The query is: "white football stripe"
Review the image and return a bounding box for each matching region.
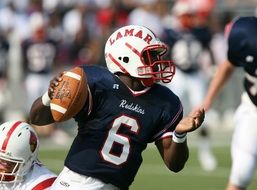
[64,71,81,81]
[50,103,67,114]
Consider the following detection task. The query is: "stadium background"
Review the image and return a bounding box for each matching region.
[0,0,256,189]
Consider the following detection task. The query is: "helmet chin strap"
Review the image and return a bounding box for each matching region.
[140,78,155,87]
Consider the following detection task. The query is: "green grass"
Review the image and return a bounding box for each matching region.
[38,144,257,190]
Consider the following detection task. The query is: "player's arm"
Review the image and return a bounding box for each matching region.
[156,108,205,172]
[156,135,189,172]
[202,59,235,110]
[29,74,63,126]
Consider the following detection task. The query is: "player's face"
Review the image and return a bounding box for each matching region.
[0,158,19,181]
[142,50,160,72]
[179,13,194,29]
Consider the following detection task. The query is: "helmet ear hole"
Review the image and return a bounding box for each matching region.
[118,56,129,63]
[123,57,129,63]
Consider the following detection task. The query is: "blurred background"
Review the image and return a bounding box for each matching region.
[0,0,256,125]
[0,0,256,189]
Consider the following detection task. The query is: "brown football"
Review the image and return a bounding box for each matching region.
[50,67,88,122]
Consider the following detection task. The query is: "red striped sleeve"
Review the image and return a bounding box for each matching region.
[32,177,56,190]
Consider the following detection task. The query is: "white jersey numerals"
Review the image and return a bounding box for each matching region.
[101,115,139,165]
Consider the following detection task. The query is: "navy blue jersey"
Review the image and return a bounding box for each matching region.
[227,17,257,106]
[0,35,9,78]
[21,38,57,74]
[64,65,183,189]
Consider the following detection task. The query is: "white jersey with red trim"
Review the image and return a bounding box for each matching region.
[2,161,56,190]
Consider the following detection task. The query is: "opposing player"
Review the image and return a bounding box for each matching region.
[195,17,257,190]
[0,121,56,190]
[30,25,205,190]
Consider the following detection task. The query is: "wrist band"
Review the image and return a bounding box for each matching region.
[42,91,50,106]
[172,132,187,143]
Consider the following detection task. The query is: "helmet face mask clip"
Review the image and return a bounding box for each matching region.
[138,44,175,83]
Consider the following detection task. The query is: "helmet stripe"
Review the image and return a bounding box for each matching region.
[1,121,23,151]
[108,53,127,73]
[125,42,140,57]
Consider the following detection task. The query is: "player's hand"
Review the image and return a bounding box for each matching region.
[192,100,211,114]
[175,108,205,134]
[48,72,64,99]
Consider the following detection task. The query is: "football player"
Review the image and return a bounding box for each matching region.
[161,0,217,171]
[0,121,56,190]
[30,25,205,190]
[195,16,257,190]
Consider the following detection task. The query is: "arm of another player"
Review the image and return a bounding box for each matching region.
[199,59,235,111]
[156,108,205,172]
[29,74,63,126]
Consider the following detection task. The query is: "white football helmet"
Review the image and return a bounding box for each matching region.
[0,121,39,185]
[105,25,175,86]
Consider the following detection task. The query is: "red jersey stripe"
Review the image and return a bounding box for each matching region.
[32,177,56,190]
[1,121,22,151]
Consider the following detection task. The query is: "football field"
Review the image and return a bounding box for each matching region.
[38,129,257,190]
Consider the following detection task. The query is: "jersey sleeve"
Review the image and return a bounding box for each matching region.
[31,177,56,190]
[227,17,257,68]
[150,87,184,142]
[153,103,183,142]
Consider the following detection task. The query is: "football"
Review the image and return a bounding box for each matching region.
[50,67,88,122]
